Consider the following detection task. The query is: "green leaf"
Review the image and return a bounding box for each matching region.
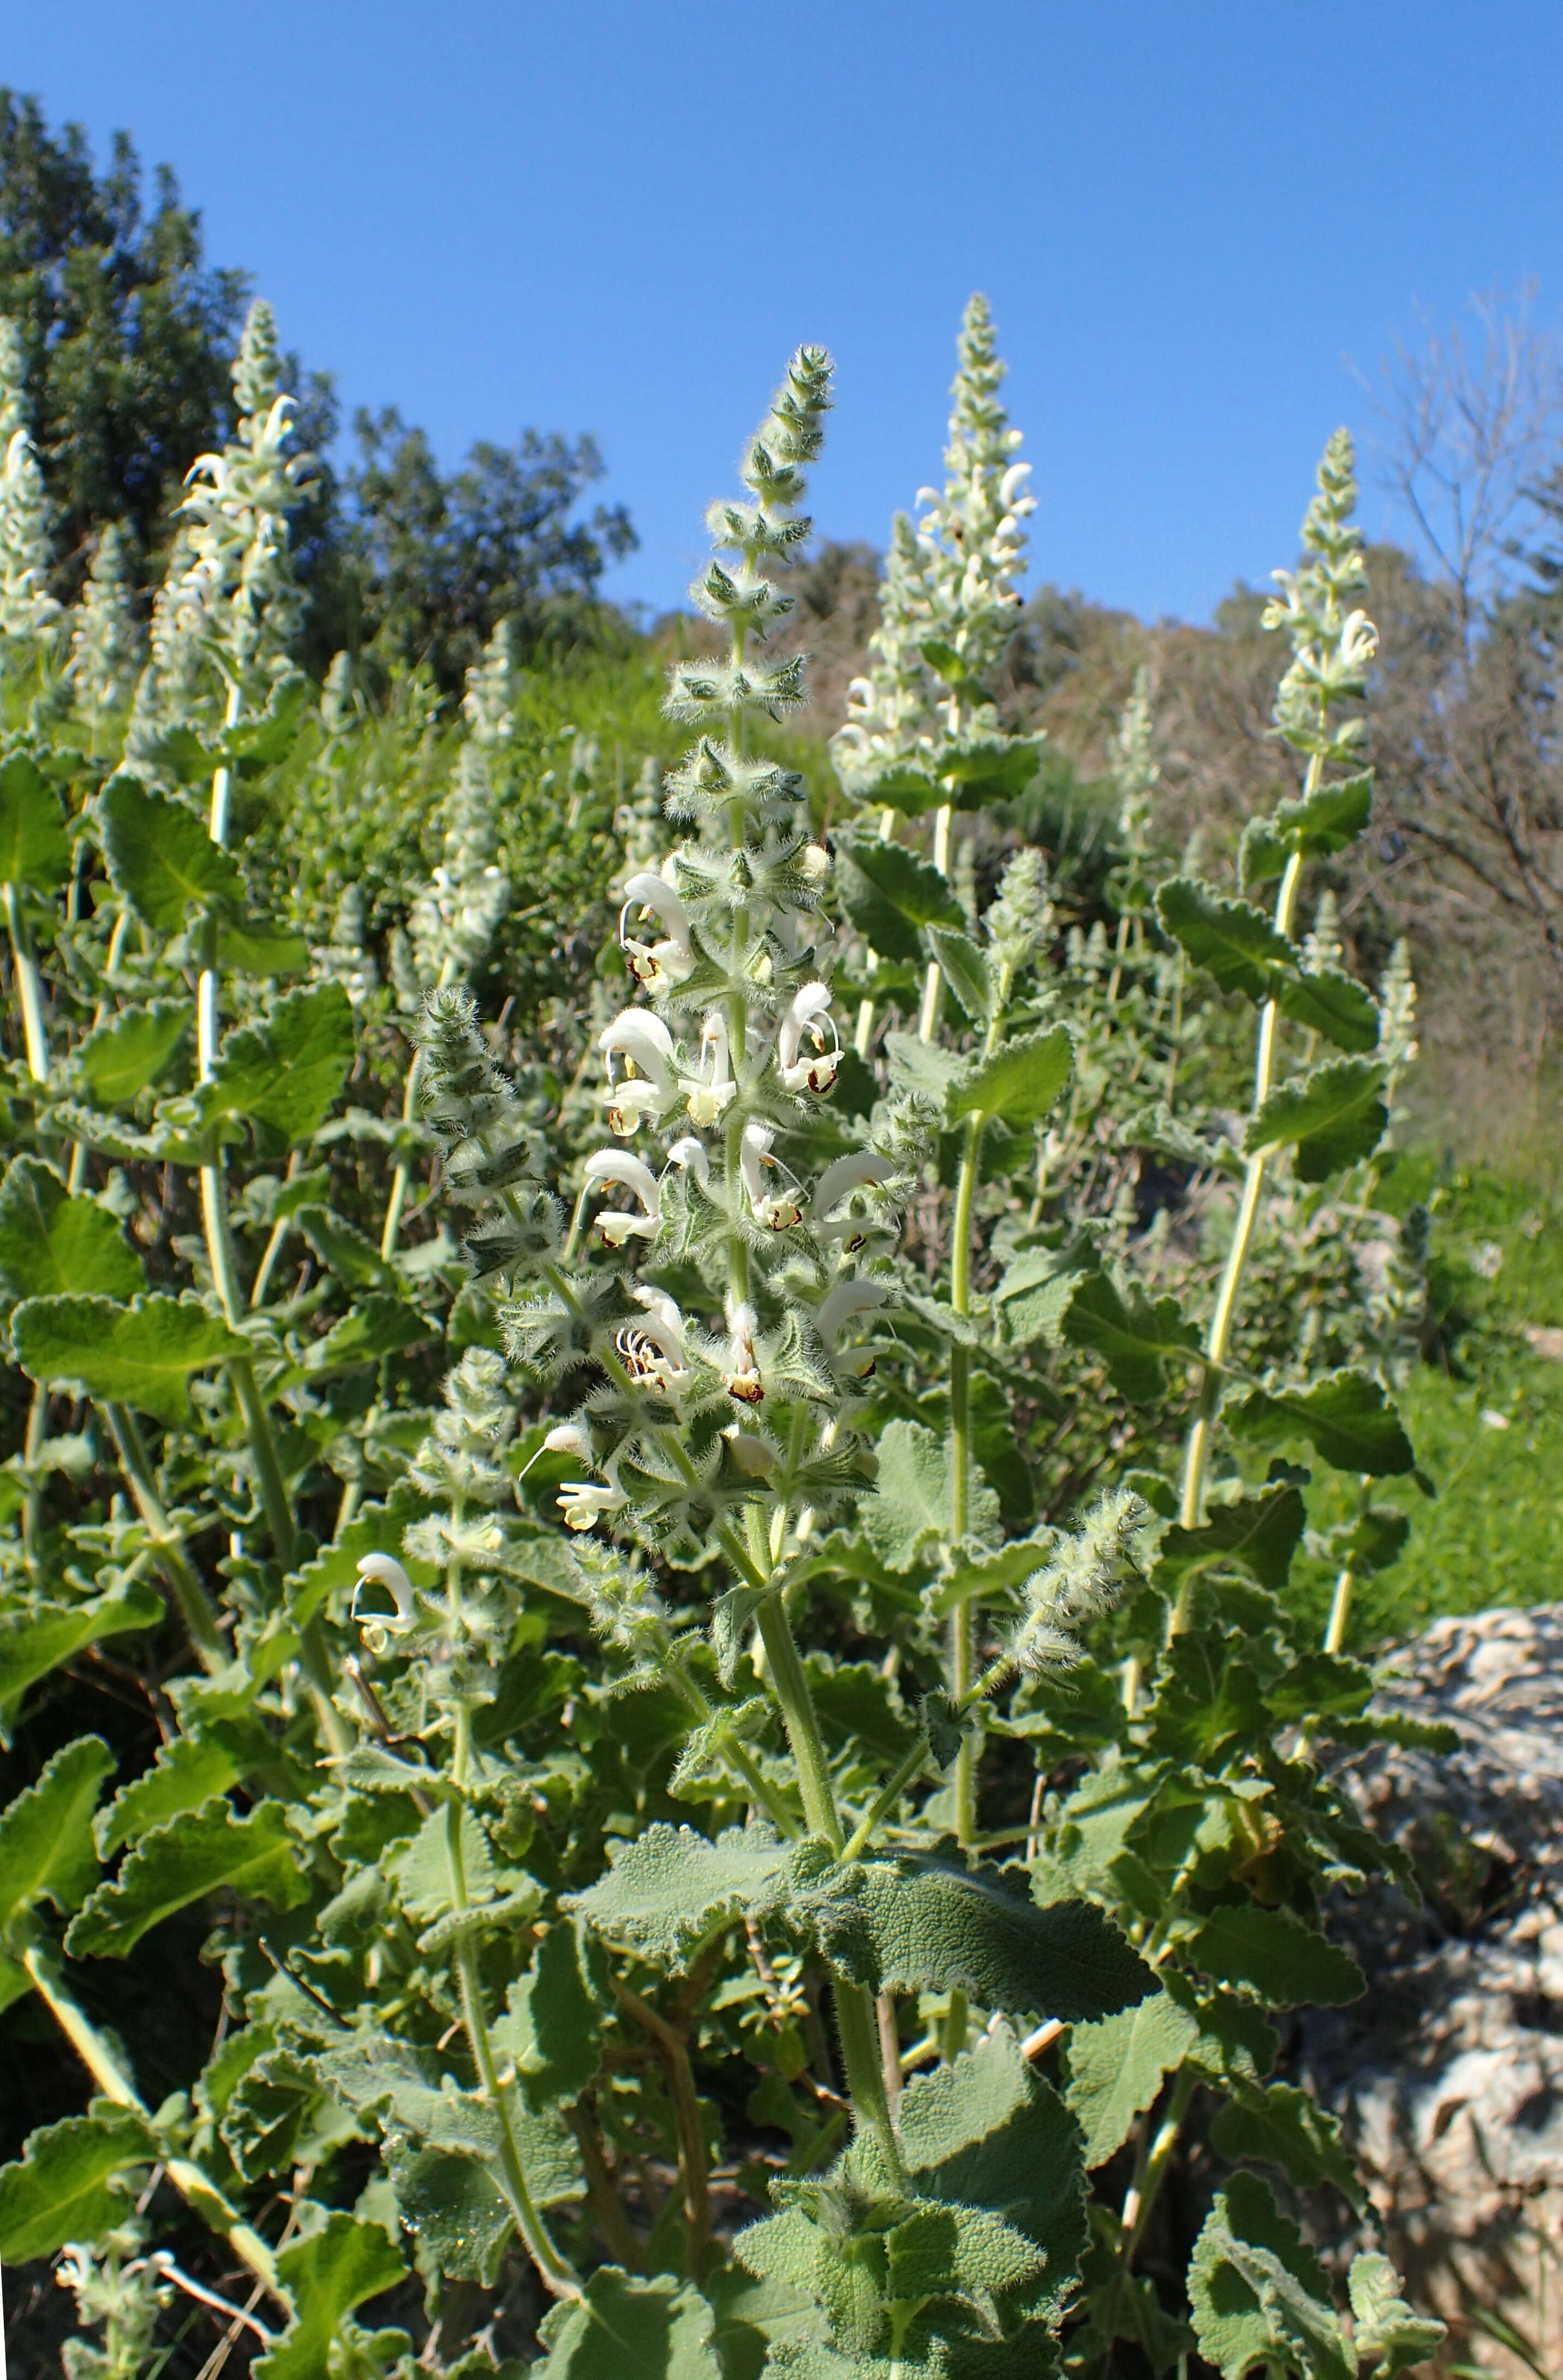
[389,2138,512,2284]
[1065,1992,1199,2167]
[13,1293,252,1426]
[1247,1056,1387,1179]
[1272,966,1381,1055]
[492,1921,602,2108]
[74,1001,191,1107]
[305,1294,438,1376]
[994,1242,1095,1348]
[946,1025,1073,1127]
[936,735,1045,805]
[1188,1903,1364,2009]
[926,926,994,1023]
[95,1734,240,1859]
[1211,2081,1364,2208]
[1160,1971,1278,2085]
[198,981,356,1151]
[1231,1368,1415,1477]
[295,1204,392,1289]
[0,1581,163,1722]
[530,2269,722,2380]
[254,2211,407,2380]
[1262,1652,1374,1726]
[0,2105,156,2262]
[1189,2171,1351,2380]
[860,1419,1000,1570]
[1155,1485,1306,1594]
[217,914,310,975]
[565,1825,789,1972]
[66,1796,312,1957]
[0,1158,142,1301]
[839,840,963,962]
[0,1735,112,1932]
[1240,771,1373,888]
[886,2025,1085,2322]
[1346,2253,1445,2375]
[1063,1268,1201,1402]
[0,753,71,890]
[99,776,247,927]
[853,1848,1154,2022]
[1155,877,1296,1000]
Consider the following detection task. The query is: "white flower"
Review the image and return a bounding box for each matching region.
[811,1150,897,1249]
[354,1551,418,1652]
[619,872,694,993]
[679,1010,736,1126]
[740,1122,802,1231]
[816,1278,890,1379]
[665,1134,711,1191]
[558,1480,627,1532]
[777,981,840,1094]
[1340,609,1379,669]
[616,1284,692,1391]
[999,460,1035,513]
[600,1009,677,1135]
[582,1147,662,1246]
[721,1424,775,1474]
[544,1422,595,1464]
[797,841,830,884]
[723,1302,764,1403]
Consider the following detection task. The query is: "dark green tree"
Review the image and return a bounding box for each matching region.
[344,406,638,688]
[0,90,249,588]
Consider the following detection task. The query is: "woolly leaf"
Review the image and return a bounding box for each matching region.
[95,1735,240,1859]
[853,1848,1154,2021]
[1062,1268,1201,1402]
[99,775,247,926]
[13,1293,251,1425]
[1188,1903,1364,2009]
[492,1923,602,2109]
[1231,1368,1415,1476]
[1155,878,1296,999]
[305,1293,437,1375]
[0,1735,113,1931]
[946,1025,1073,1127]
[1240,771,1373,888]
[1210,2081,1364,2209]
[1272,966,1380,1055]
[0,752,70,889]
[927,926,994,1022]
[1346,2253,1445,2375]
[564,1825,788,1971]
[0,1157,142,1300]
[0,1581,162,1722]
[530,2269,722,2380]
[1155,1485,1306,1594]
[1189,2172,1351,2380]
[1246,1057,1387,1180]
[0,2105,156,2263]
[1065,1992,1199,2167]
[254,2212,407,2380]
[66,1796,312,1957]
[198,981,356,1150]
[860,1418,1000,1570]
[74,1001,191,1107]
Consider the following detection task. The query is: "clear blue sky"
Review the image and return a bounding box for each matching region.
[8,3,1563,624]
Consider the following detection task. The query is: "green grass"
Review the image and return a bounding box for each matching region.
[1292,1155,1563,1649]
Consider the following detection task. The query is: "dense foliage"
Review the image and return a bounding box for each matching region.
[0,290,1457,2380]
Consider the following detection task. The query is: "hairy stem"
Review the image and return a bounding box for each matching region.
[1171,832,1309,1630]
[447,1709,581,2298]
[614,1981,711,2274]
[21,1941,288,2312]
[4,881,50,1082]
[102,1401,226,1673]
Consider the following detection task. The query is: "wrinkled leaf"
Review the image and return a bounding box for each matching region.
[0,1157,142,1301]
[67,1796,312,1957]
[0,2105,156,2263]
[13,1293,252,1426]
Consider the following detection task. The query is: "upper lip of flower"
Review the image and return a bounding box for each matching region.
[814,1278,889,1347]
[777,983,840,1091]
[812,1151,895,1217]
[679,1011,736,1122]
[740,1121,803,1229]
[582,1147,662,1243]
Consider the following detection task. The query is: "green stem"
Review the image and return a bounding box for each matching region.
[4,881,49,1082]
[21,1941,288,2312]
[447,1710,581,2297]
[753,1594,905,2186]
[21,1381,46,1571]
[102,1401,226,1674]
[1170,835,1308,1632]
[382,955,457,1260]
[842,1732,933,1861]
[614,1982,711,2275]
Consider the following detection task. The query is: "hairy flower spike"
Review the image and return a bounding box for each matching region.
[65,523,143,717]
[0,316,61,645]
